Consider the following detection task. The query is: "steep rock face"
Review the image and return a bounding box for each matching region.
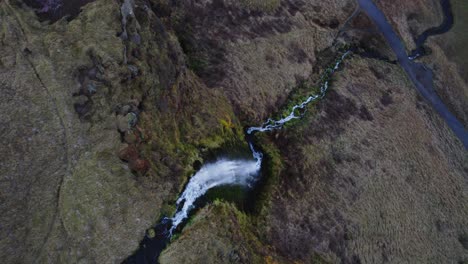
[0,0,240,262]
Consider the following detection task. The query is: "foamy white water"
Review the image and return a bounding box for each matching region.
[247,51,350,134]
[170,158,261,233]
[167,50,350,234]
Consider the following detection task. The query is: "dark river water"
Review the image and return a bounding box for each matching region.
[358,0,468,149]
[409,0,454,59]
[125,0,468,262]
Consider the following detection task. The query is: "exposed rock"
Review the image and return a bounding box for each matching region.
[117,114,131,133]
[129,158,150,175]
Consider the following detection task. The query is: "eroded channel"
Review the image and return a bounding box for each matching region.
[123,50,351,263]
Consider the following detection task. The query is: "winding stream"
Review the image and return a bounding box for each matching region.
[124,51,351,263]
[248,52,350,134]
[409,0,454,60]
[358,0,468,148]
[125,1,467,263]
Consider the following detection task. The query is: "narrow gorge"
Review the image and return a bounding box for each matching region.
[1,0,467,263]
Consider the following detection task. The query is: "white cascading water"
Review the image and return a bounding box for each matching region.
[247,51,350,134]
[169,156,261,233]
[166,50,350,234]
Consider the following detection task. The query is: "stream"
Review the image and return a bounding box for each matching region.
[358,0,468,149]
[125,0,467,263]
[408,0,454,60]
[123,51,351,264]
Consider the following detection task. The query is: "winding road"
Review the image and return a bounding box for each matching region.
[357,0,468,149]
[126,2,468,263]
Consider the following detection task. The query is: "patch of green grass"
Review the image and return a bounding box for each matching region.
[204,185,249,208]
[249,137,283,216]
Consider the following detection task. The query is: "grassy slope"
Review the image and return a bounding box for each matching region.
[0,1,247,262]
[262,55,468,263]
[445,0,468,80]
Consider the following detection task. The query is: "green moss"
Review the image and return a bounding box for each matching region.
[147,228,156,238]
[249,137,283,217]
[187,55,208,73]
[159,203,177,220]
[170,233,180,242]
[204,185,249,207]
[263,48,350,131]
[197,134,225,149]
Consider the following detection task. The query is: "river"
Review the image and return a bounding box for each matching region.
[124,0,468,262]
[358,0,468,149]
[409,0,454,60]
[123,50,351,264]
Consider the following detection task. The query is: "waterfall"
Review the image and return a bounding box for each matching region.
[169,158,261,233]
[166,50,351,233]
[124,49,351,263]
